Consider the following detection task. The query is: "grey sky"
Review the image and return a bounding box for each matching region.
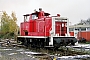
[0,0,90,26]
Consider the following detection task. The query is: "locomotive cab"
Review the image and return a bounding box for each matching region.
[23,11,50,21]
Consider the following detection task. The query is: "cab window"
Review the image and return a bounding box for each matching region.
[32,15,37,19]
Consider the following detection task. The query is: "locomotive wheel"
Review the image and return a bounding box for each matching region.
[71,40,75,46]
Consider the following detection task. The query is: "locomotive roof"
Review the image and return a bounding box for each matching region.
[23,14,30,16]
[23,12,50,16]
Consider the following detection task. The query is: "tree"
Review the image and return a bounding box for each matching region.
[87,18,90,25]
[77,18,90,25]
[9,12,17,33]
[77,20,83,25]
[10,12,18,40]
[0,11,18,39]
[1,11,10,34]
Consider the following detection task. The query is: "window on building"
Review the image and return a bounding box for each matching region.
[69,28,73,31]
[87,27,90,31]
[81,28,86,31]
[75,28,79,31]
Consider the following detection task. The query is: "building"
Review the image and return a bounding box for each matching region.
[69,25,90,41]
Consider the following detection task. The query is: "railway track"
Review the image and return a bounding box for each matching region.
[17,44,87,58]
[0,39,89,58]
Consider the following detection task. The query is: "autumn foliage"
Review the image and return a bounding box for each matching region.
[0,11,18,38]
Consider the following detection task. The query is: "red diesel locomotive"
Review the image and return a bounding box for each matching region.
[17,8,77,48]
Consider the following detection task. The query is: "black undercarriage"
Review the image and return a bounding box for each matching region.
[17,36,77,49]
[17,37,49,48]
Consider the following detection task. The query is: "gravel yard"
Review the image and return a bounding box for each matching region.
[0,47,38,60]
[0,39,90,60]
